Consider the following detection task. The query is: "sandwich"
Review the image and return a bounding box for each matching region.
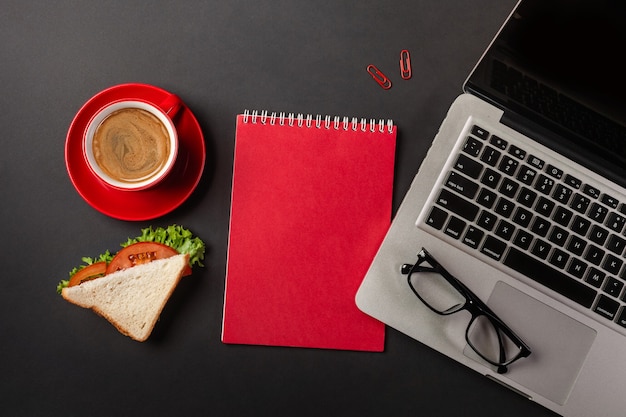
[57,225,205,341]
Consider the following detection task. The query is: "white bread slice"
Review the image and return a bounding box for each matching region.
[62,253,189,341]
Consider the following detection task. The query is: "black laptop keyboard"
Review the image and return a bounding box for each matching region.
[422,123,626,331]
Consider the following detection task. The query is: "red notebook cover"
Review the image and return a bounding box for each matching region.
[222,111,396,351]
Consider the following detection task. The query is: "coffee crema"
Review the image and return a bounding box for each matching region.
[92,108,171,184]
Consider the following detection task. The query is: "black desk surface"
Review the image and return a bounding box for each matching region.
[2,1,558,416]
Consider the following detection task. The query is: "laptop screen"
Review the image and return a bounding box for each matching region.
[465,0,626,187]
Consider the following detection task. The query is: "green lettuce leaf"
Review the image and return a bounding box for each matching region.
[57,225,205,294]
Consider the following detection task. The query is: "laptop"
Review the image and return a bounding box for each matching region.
[356,0,626,415]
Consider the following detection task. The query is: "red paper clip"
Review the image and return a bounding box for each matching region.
[400,49,412,80]
[367,64,392,90]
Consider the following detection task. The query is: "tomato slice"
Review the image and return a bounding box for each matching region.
[68,261,107,287]
[106,242,191,276]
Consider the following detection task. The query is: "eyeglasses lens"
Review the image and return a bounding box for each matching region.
[467,315,523,366]
[408,269,465,314]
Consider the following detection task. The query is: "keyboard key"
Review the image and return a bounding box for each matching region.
[462,226,484,249]
[512,207,533,228]
[527,154,545,170]
[513,229,533,250]
[603,254,623,276]
[564,174,582,189]
[471,125,489,139]
[426,206,448,230]
[549,249,569,269]
[585,267,605,288]
[531,217,551,237]
[498,155,519,176]
[490,135,507,150]
[503,248,597,308]
[436,189,479,222]
[571,215,591,236]
[553,206,574,227]
[604,277,624,298]
[477,211,498,232]
[567,235,587,256]
[589,225,609,246]
[481,168,501,189]
[568,258,588,279]
[535,197,555,217]
[444,216,466,240]
[463,136,483,157]
[594,294,619,320]
[545,164,563,179]
[495,220,516,241]
[584,245,605,266]
[476,188,497,209]
[583,184,601,199]
[606,212,626,233]
[535,175,555,195]
[517,187,537,208]
[480,146,501,167]
[481,235,507,261]
[499,178,519,198]
[509,145,526,160]
[454,154,483,179]
[446,171,479,199]
[601,194,619,209]
[553,184,573,205]
[606,234,626,255]
[548,226,569,247]
[588,203,608,223]
[531,239,552,259]
[571,194,591,214]
[494,197,515,218]
[516,165,537,185]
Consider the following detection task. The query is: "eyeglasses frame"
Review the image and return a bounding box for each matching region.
[401,248,531,374]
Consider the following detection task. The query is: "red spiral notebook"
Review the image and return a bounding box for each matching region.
[221,111,397,351]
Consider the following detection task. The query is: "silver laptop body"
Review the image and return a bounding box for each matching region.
[356,1,626,416]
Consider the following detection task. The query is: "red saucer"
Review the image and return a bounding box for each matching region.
[65,83,206,221]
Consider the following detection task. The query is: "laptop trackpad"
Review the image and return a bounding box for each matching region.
[463,281,596,405]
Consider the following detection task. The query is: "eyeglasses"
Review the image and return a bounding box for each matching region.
[401,248,531,374]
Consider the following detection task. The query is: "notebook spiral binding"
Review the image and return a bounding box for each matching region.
[243,109,394,134]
